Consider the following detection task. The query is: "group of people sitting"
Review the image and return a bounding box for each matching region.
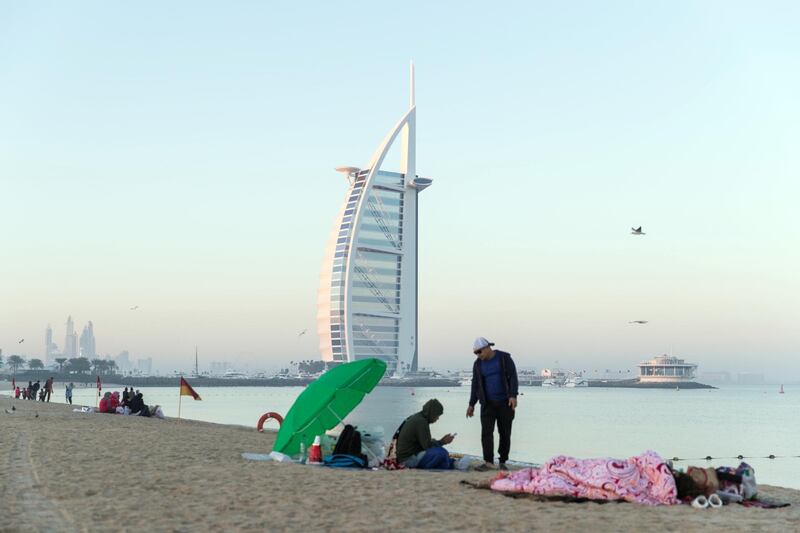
[98,387,160,418]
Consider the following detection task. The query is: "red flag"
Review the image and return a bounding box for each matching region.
[96,375,102,396]
[179,377,201,400]
[11,377,15,390]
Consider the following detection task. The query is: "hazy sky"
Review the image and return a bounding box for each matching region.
[1,1,798,377]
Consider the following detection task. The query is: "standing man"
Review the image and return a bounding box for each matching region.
[65,382,74,405]
[44,377,53,402]
[466,337,519,471]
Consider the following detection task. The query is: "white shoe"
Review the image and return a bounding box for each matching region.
[708,494,723,508]
[691,496,709,509]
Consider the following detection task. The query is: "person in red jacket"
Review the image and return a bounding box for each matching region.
[109,391,120,412]
[14,387,20,399]
[98,391,112,413]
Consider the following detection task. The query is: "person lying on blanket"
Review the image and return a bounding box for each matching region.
[395,399,455,469]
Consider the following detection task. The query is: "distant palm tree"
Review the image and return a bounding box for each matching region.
[91,359,104,373]
[67,357,91,374]
[28,358,45,370]
[7,355,25,373]
[55,357,67,373]
[107,360,118,375]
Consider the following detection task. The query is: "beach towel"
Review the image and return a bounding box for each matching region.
[490,451,677,506]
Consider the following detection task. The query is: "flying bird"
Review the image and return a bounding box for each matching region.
[298,329,307,337]
[18,338,24,343]
[629,320,649,324]
[631,226,646,235]
[130,306,139,311]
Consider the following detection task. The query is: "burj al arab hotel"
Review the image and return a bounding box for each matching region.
[317,64,431,376]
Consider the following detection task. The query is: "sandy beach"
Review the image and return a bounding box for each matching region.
[1,399,798,533]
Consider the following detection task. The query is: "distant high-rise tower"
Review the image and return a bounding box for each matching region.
[79,321,96,359]
[317,64,432,375]
[64,316,78,358]
[45,324,53,361]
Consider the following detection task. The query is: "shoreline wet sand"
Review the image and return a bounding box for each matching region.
[2,399,798,532]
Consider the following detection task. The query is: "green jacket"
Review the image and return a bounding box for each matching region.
[396,399,444,463]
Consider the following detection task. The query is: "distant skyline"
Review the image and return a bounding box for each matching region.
[1,2,798,379]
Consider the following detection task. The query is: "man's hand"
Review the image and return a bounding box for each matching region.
[440,433,455,445]
[508,397,517,410]
[466,405,474,418]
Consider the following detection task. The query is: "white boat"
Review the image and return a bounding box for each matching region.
[564,376,588,387]
[222,370,249,379]
[542,378,562,387]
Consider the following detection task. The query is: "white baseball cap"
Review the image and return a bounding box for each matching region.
[473,337,495,352]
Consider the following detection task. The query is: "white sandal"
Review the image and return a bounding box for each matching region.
[691,495,709,509]
[708,494,723,508]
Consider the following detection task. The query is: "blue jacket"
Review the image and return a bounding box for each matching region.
[469,350,519,406]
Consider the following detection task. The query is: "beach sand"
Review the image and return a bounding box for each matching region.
[1,399,798,532]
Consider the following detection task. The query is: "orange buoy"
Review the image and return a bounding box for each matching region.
[257,411,284,432]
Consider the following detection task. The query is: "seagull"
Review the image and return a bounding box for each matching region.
[631,226,646,235]
[130,305,139,311]
[298,329,307,337]
[629,320,649,324]
[18,338,24,343]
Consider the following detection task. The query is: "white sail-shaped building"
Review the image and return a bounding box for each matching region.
[317,65,431,375]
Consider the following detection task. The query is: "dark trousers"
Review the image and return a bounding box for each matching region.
[480,400,514,464]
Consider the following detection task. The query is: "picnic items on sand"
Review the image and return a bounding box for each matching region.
[273,358,386,456]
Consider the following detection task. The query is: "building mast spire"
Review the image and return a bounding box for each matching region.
[410,60,415,108]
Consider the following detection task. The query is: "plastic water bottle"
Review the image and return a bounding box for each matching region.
[299,442,306,464]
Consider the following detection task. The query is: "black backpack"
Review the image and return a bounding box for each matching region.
[332,425,368,466]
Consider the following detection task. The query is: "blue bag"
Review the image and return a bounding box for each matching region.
[323,454,367,469]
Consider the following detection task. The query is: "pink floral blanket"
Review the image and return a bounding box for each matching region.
[490,450,677,505]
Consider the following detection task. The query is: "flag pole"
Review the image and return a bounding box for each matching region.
[178,377,183,420]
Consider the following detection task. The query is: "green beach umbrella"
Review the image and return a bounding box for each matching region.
[272,358,387,456]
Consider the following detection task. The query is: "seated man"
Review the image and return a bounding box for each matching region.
[396,399,455,469]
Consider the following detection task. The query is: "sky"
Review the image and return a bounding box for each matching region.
[1,1,798,378]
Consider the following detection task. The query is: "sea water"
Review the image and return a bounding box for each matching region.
[9,383,799,489]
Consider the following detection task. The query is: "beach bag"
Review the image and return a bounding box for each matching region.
[737,463,757,500]
[333,425,362,456]
[360,427,386,467]
[331,425,368,467]
[324,454,367,469]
